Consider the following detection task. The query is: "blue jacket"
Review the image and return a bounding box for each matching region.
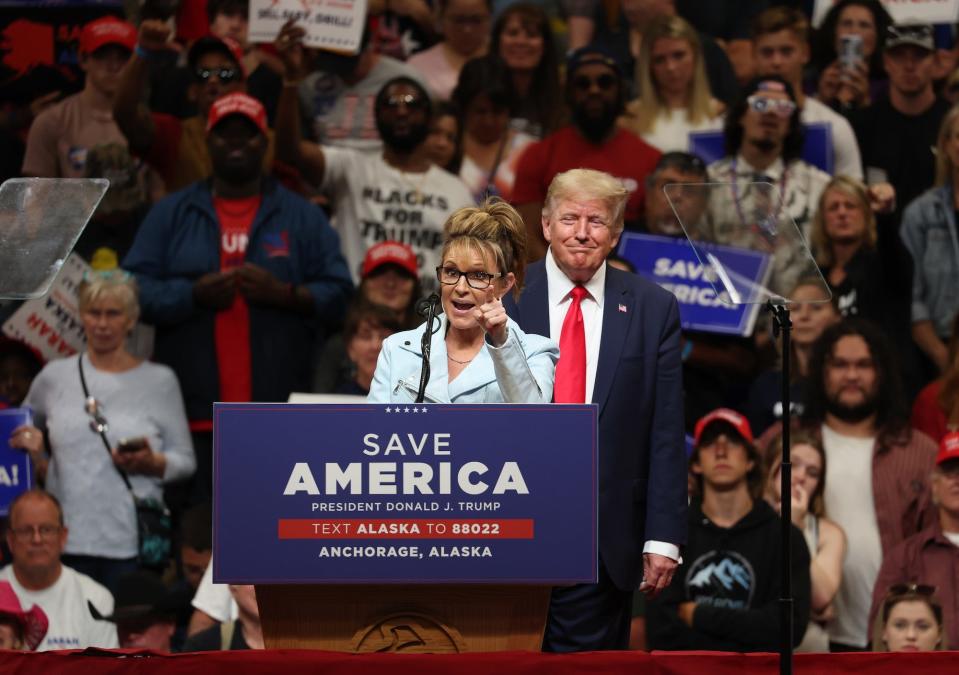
[368,315,558,403]
[900,185,959,339]
[507,260,688,591]
[123,179,353,420]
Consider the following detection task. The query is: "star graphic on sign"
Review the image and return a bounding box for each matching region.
[412,407,419,413]
[420,406,428,413]
[385,407,392,413]
[404,407,410,413]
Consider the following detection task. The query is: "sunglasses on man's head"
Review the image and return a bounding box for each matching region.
[195,67,239,84]
[572,73,617,92]
[747,95,796,118]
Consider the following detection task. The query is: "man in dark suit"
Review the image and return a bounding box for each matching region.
[507,168,688,651]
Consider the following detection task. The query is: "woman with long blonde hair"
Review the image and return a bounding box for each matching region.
[620,15,723,152]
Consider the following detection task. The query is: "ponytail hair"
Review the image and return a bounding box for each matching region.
[442,198,528,298]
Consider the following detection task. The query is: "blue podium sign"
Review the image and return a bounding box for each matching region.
[213,403,597,584]
[618,232,769,336]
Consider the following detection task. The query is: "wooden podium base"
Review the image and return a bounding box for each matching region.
[256,585,552,653]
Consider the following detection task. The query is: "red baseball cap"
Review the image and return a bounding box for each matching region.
[80,16,137,55]
[362,241,419,279]
[694,408,754,446]
[206,93,268,136]
[937,431,959,466]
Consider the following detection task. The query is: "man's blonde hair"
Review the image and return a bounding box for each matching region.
[543,169,629,233]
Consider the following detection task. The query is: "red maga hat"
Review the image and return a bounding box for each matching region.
[362,241,419,279]
[206,92,268,136]
[694,408,754,446]
[80,16,137,55]
[937,431,959,466]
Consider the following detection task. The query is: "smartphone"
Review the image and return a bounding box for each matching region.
[839,34,864,71]
[117,437,149,454]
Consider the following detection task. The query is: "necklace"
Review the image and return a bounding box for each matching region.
[396,167,430,205]
[447,353,474,365]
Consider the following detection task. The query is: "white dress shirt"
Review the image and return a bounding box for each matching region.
[544,249,680,565]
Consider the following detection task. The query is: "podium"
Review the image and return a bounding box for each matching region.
[213,403,598,653]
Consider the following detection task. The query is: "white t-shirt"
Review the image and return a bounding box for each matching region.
[0,564,117,651]
[191,557,237,623]
[320,147,474,292]
[801,98,863,180]
[640,108,723,154]
[820,424,882,647]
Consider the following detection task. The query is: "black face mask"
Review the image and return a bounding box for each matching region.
[376,116,430,154]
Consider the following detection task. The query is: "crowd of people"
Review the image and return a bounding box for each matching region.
[0,0,957,656]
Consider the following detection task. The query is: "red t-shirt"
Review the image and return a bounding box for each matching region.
[511,126,661,223]
[214,195,261,405]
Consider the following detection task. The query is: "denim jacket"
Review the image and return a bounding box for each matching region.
[367,315,558,404]
[900,185,959,338]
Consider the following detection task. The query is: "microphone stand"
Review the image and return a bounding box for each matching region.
[768,300,793,675]
[415,293,441,403]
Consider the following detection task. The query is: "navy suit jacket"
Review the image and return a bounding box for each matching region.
[507,259,688,590]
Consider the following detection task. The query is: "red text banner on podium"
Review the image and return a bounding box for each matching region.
[213,403,598,584]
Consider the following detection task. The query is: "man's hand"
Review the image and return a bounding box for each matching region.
[474,287,509,347]
[138,19,173,52]
[237,263,286,307]
[275,20,308,81]
[193,271,236,311]
[867,182,896,214]
[640,552,678,598]
[112,443,164,478]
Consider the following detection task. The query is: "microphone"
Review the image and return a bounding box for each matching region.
[415,293,441,403]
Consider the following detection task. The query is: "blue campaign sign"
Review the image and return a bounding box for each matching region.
[689,123,833,174]
[618,232,769,336]
[0,409,34,515]
[213,403,598,584]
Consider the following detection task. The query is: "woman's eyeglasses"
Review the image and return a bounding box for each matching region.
[85,396,109,435]
[436,266,502,290]
[195,67,239,84]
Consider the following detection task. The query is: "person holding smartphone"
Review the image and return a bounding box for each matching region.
[7,273,195,593]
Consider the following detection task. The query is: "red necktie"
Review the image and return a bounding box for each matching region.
[554,285,588,403]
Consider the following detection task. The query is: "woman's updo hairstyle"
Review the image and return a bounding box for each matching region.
[442,198,528,298]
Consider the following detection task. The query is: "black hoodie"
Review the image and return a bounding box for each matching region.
[647,499,811,652]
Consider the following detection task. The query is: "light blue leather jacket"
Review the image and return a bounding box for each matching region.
[368,315,558,404]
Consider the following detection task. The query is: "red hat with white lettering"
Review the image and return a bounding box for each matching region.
[694,408,754,446]
[937,431,959,466]
[80,16,137,55]
[362,241,419,279]
[206,92,268,136]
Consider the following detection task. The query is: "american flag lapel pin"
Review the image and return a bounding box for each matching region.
[618,304,627,313]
